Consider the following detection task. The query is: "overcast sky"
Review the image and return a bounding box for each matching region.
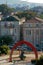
[21,0,43,3]
[0,0,43,4]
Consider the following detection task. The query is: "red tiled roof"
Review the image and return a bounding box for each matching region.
[26,18,41,23]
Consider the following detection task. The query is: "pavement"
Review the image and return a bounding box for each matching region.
[0,54,41,61]
[0,60,34,65]
[0,54,42,65]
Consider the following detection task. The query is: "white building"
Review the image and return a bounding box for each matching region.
[0,21,20,43]
[23,18,43,51]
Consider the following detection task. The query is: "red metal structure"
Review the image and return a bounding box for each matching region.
[9,40,38,62]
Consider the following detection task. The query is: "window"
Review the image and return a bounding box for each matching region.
[15,29,16,33]
[36,23,39,27]
[26,30,31,35]
[7,22,15,28]
[29,24,31,27]
[29,24,32,27]
[4,23,7,27]
[41,23,43,27]
[40,30,43,35]
[36,44,39,47]
[10,29,14,35]
[10,23,15,28]
[1,28,8,35]
[36,30,39,35]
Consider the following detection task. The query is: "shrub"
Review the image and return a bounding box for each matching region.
[0,35,13,45]
[35,55,43,65]
[0,45,10,55]
[0,46,2,55]
[31,59,37,64]
[40,55,43,60]
[35,59,43,65]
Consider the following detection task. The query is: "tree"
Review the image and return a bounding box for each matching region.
[0,4,14,15]
[0,35,13,45]
[15,11,36,20]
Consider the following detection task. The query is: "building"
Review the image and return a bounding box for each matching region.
[0,17,20,44]
[23,18,43,51]
[0,15,26,46]
[0,15,43,51]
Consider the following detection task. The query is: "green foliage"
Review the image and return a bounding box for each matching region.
[38,14,43,19]
[15,11,36,20]
[0,4,14,15]
[0,45,10,55]
[40,55,43,60]
[31,55,43,65]
[35,55,43,65]
[0,35,13,45]
[31,59,37,64]
[35,59,43,65]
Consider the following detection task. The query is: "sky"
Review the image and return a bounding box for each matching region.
[21,0,43,3]
[0,0,43,4]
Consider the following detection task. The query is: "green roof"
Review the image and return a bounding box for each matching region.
[2,16,19,21]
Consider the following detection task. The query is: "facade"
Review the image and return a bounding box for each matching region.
[0,21,20,44]
[23,18,43,51]
[0,16,43,51]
